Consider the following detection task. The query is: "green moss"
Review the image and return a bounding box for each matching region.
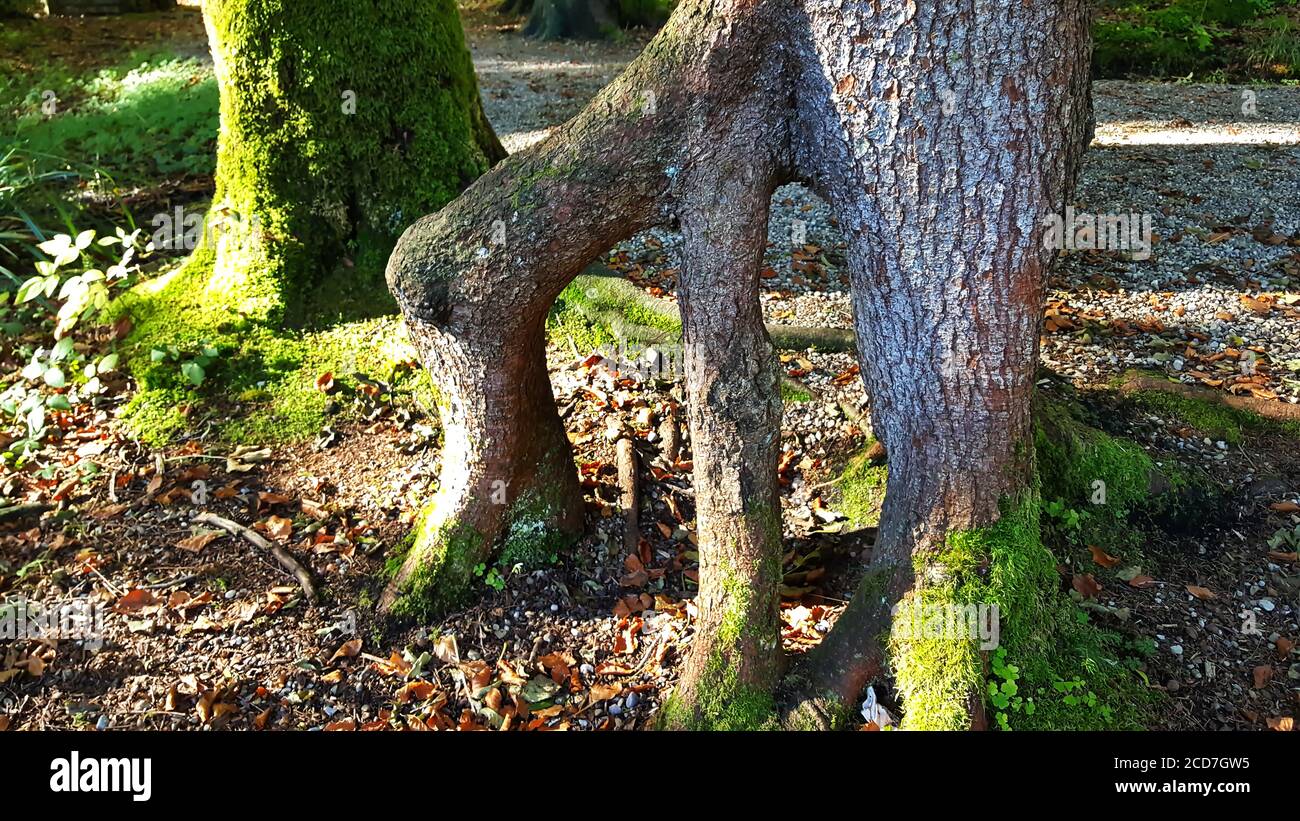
[499,481,576,569]
[783,691,853,731]
[101,0,499,448]
[892,494,1050,729]
[658,508,783,731]
[110,256,428,446]
[1035,398,1158,555]
[834,442,888,528]
[547,281,619,354]
[659,577,780,731]
[659,683,778,732]
[890,489,1153,731]
[201,0,501,322]
[388,443,582,617]
[780,381,813,403]
[387,505,488,621]
[1127,387,1300,442]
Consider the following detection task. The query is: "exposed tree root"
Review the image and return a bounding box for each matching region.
[0,503,53,523]
[616,436,640,554]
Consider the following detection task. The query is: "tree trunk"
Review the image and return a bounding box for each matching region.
[786,0,1094,730]
[181,0,503,327]
[379,4,724,615]
[387,0,1093,729]
[524,0,618,40]
[498,0,533,17]
[524,0,669,40]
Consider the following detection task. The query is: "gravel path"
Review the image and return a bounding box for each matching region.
[470,26,1300,419]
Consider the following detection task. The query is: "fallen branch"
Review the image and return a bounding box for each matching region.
[193,512,318,603]
[616,437,640,554]
[1118,372,1300,423]
[0,503,53,524]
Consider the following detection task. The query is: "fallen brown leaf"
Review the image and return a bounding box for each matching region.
[395,680,436,704]
[113,589,160,613]
[329,638,362,663]
[1089,545,1122,569]
[1072,573,1102,599]
[176,531,219,553]
[1253,665,1275,689]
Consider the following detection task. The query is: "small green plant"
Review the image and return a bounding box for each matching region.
[1045,498,1086,536]
[15,225,149,335]
[988,648,1037,730]
[149,341,221,387]
[1093,0,1298,78]
[472,561,514,592]
[1244,12,1300,75]
[470,563,504,589]
[1267,521,1300,551]
[1050,677,1115,722]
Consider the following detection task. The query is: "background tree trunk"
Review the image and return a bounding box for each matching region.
[523,0,670,40]
[524,0,618,40]
[188,0,503,326]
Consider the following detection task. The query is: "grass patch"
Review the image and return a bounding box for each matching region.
[1,48,217,216]
[1094,0,1300,80]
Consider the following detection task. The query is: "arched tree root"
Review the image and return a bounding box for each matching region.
[384,0,1098,731]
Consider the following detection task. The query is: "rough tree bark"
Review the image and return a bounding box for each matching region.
[385,0,1093,729]
[784,0,1095,730]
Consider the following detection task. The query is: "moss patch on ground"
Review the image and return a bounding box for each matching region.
[546,272,682,357]
[833,443,887,528]
[1126,386,1300,443]
[780,380,813,404]
[109,256,428,447]
[1035,396,1162,558]
[838,397,1166,730]
[547,280,620,356]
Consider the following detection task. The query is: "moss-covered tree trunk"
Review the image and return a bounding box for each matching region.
[193,0,504,326]
[386,0,1094,730]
